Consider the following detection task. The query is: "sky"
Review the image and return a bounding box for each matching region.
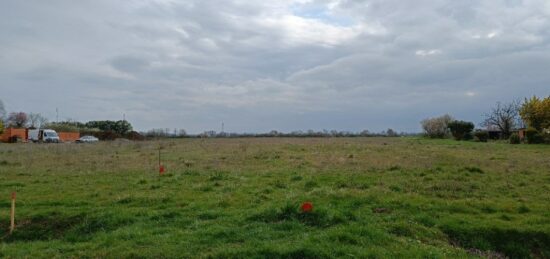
[1,0,549,133]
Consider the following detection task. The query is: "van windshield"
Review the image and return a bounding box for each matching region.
[45,132,58,137]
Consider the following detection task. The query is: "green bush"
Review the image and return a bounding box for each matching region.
[509,133,520,144]
[525,128,543,144]
[447,120,474,140]
[474,131,489,142]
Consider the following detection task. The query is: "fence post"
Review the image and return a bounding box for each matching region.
[10,192,16,234]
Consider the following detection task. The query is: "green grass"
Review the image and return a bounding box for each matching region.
[0,137,549,258]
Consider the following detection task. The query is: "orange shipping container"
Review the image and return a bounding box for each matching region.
[58,132,80,142]
[0,128,28,143]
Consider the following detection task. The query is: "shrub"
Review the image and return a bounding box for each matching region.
[520,96,550,132]
[447,120,474,140]
[474,131,489,142]
[509,133,520,144]
[88,130,121,141]
[126,131,145,141]
[525,128,543,144]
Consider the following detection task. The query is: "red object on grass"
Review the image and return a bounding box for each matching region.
[301,202,313,213]
[159,165,165,175]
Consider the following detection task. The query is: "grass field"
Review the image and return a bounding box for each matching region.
[0,137,549,258]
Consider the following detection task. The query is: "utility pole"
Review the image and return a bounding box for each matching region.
[221,122,224,133]
[56,108,59,123]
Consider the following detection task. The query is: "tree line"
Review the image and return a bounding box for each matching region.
[150,129,415,139]
[421,95,550,144]
[2,96,548,143]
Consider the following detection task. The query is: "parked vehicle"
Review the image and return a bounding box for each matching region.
[76,135,99,143]
[28,129,60,143]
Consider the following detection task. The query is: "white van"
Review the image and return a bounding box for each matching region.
[28,129,60,143]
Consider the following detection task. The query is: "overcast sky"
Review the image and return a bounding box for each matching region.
[1,0,549,133]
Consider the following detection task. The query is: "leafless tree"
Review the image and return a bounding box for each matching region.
[482,101,521,139]
[28,113,48,128]
[7,112,28,128]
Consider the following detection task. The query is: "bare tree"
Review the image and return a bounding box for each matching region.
[28,113,48,128]
[482,101,520,139]
[7,112,29,128]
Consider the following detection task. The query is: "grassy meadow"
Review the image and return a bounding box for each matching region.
[0,137,549,258]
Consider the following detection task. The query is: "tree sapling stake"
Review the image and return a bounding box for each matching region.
[10,192,16,234]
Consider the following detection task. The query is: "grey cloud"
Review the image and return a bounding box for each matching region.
[1,0,549,133]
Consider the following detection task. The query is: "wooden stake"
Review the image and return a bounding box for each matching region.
[158,146,163,176]
[10,192,16,234]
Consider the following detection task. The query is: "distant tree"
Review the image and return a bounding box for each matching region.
[145,128,169,138]
[268,130,280,137]
[386,128,398,137]
[520,96,550,132]
[85,120,133,135]
[28,113,48,129]
[45,120,91,132]
[203,130,216,137]
[421,114,454,138]
[0,120,4,135]
[447,120,474,140]
[7,112,28,128]
[178,129,187,137]
[482,101,521,139]
[114,120,132,135]
[359,130,370,137]
[0,99,5,120]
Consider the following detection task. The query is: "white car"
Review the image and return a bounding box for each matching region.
[76,135,99,143]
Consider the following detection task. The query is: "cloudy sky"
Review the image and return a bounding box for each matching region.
[1,0,549,133]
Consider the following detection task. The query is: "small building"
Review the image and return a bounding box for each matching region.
[486,126,502,140]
